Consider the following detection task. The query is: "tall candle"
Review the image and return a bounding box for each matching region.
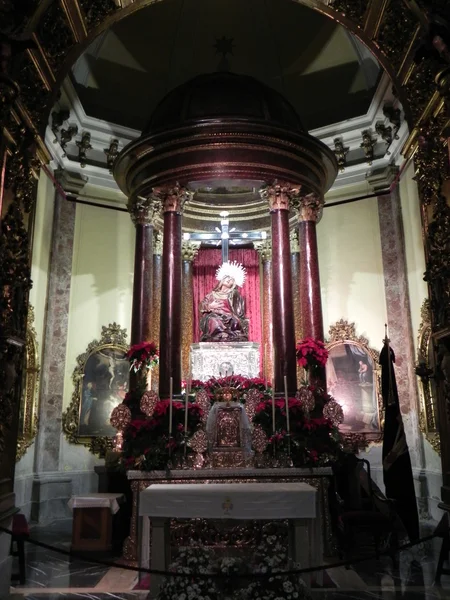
[169,377,173,436]
[284,375,290,434]
[184,381,189,434]
[271,387,276,434]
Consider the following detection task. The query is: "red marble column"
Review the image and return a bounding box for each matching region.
[181,241,199,382]
[265,183,298,394]
[293,194,325,388]
[128,197,158,345]
[255,240,274,386]
[156,185,190,398]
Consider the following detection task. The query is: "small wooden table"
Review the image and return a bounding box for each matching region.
[139,482,321,597]
[69,493,124,552]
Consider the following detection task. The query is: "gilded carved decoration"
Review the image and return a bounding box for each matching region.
[154,184,192,213]
[37,0,75,74]
[79,0,119,31]
[261,181,301,211]
[253,239,271,261]
[377,1,418,73]
[17,305,40,462]
[330,0,369,27]
[153,231,163,255]
[290,193,323,222]
[62,323,129,458]
[333,137,349,172]
[181,240,200,261]
[128,196,161,227]
[416,300,441,454]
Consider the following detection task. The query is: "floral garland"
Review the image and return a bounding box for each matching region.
[121,399,203,470]
[126,341,159,373]
[157,530,311,600]
[190,375,270,403]
[295,337,328,371]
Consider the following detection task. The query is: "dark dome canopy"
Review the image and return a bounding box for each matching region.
[146,71,304,133]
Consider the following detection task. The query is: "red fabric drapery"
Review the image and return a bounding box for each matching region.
[192,248,262,349]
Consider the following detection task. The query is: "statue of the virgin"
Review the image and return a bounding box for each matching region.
[199,261,249,342]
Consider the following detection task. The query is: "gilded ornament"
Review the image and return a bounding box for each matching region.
[253,239,271,261]
[333,137,349,172]
[290,193,323,222]
[154,183,192,213]
[360,130,376,164]
[251,425,268,454]
[260,181,301,211]
[110,403,132,430]
[375,122,393,150]
[76,132,92,168]
[244,388,261,421]
[195,389,211,422]
[323,400,344,426]
[60,124,78,157]
[188,429,208,453]
[104,139,119,173]
[376,1,417,72]
[140,390,159,417]
[181,240,200,261]
[330,0,368,26]
[383,104,401,138]
[38,0,75,73]
[128,195,160,226]
[79,0,119,30]
[51,109,69,142]
[289,229,300,253]
[296,387,315,413]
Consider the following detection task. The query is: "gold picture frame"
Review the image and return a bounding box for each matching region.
[326,320,383,448]
[416,300,440,455]
[62,323,129,457]
[16,305,40,461]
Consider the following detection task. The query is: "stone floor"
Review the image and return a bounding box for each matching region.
[8,519,450,599]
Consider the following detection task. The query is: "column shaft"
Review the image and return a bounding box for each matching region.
[181,242,199,383]
[298,221,324,341]
[151,234,163,391]
[131,224,153,344]
[271,209,297,394]
[262,257,274,385]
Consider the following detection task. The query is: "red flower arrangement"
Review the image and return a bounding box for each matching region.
[296,337,328,371]
[126,341,159,373]
[192,375,271,402]
[121,399,203,471]
[252,391,342,467]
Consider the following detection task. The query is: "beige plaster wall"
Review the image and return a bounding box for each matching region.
[318,196,387,347]
[61,202,134,471]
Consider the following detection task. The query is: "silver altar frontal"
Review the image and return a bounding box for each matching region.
[191,342,260,381]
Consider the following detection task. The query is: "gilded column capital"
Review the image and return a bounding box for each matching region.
[127,195,160,226]
[182,240,200,261]
[291,193,324,223]
[253,239,272,261]
[153,231,163,255]
[260,180,302,211]
[153,183,193,214]
[290,229,300,253]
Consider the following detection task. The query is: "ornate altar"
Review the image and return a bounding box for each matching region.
[191,342,260,380]
[206,386,252,468]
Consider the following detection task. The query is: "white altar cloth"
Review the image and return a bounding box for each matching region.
[68,493,124,514]
[139,482,321,596]
[139,482,316,519]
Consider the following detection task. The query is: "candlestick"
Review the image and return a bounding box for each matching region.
[169,377,173,436]
[284,375,290,434]
[271,387,276,434]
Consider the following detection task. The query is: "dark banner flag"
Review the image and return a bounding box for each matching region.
[380,338,420,542]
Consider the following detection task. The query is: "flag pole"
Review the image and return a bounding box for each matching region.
[383,323,395,406]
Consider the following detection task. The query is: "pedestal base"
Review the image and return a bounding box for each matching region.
[191,342,260,381]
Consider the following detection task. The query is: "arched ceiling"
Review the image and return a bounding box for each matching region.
[71,0,380,131]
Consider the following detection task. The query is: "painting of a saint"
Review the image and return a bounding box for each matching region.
[78,347,129,437]
[326,342,380,433]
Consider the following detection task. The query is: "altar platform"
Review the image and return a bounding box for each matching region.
[123,467,333,563]
[191,342,260,380]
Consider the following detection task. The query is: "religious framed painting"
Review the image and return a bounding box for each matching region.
[325,319,383,447]
[62,323,129,457]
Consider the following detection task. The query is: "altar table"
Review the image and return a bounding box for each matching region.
[139,482,321,596]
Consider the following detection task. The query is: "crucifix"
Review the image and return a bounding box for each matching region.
[184,211,267,264]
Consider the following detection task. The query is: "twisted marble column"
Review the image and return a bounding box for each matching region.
[263,182,298,394]
[254,240,273,386]
[128,196,159,345]
[181,241,200,382]
[156,185,190,398]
